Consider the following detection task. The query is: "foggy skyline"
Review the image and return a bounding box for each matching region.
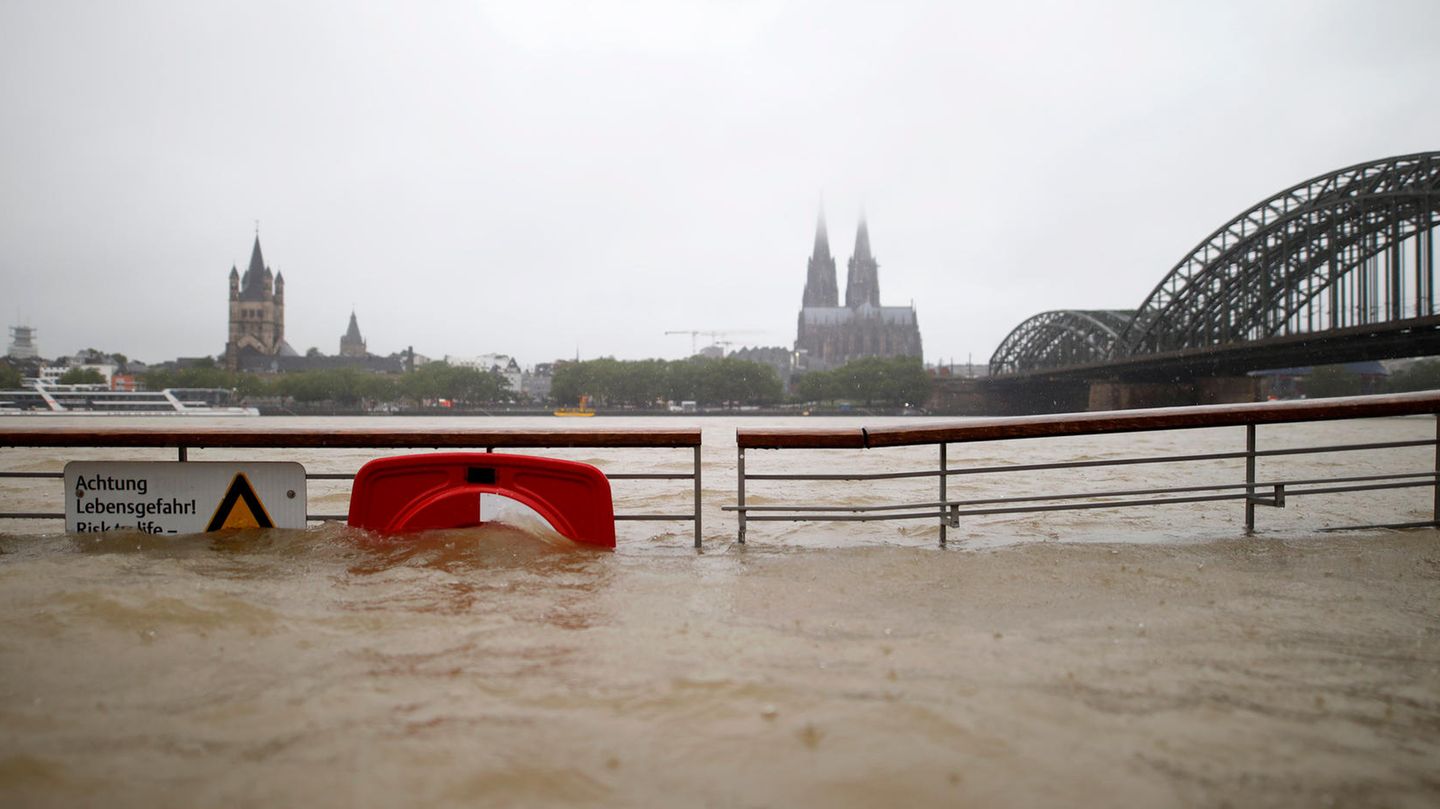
[3,0,1439,367]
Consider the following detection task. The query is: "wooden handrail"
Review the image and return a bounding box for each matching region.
[735,427,866,450]
[0,425,703,449]
[738,391,1440,450]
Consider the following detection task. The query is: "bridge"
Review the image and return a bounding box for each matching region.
[986,152,1440,407]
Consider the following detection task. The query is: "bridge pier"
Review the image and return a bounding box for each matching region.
[932,375,1261,416]
[1087,377,1259,411]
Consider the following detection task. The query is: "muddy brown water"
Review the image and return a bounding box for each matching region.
[1,416,1438,807]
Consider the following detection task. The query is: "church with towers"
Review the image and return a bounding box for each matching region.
[794,213,923,371]
[224,234,401,373]
[225,235,294,370]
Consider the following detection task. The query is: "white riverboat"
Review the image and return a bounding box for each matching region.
[0,385,260,416]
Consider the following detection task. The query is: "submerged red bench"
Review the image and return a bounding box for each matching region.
[347,453,616,548]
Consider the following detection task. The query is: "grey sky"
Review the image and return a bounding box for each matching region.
[2,0,1437,367]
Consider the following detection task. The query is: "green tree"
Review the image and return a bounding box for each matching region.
[695,357,782,406]
[795,368,838,403]
[0,362,21,388]
[144,364,239,390]
[1386,359,1440,393]
[664,359,703,403]
[58,367,106,385]
[794,357,929,407]
[550,361,590,406]
[551,356,781,408]
[399,362,510,407]
[1304,365,1363,398]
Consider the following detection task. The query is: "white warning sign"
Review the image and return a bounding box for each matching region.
[64,461,307,535]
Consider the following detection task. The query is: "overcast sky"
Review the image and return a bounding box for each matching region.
[2,0,1437,367]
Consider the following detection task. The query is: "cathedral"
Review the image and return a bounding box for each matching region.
[794,214,923,371]
[225,235,295,370]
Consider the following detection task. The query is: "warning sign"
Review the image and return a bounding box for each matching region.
[64,461,306,535]
[207,474,275,530]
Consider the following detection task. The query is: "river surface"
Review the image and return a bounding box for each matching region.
[1,416,1438,807]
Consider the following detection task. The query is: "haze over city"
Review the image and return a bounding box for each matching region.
[3,0,1439,366]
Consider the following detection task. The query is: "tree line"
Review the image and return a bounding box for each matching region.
[0,353,940,410]
[550,357,785,408]
[142,359,511,408]
[793,356,932,407]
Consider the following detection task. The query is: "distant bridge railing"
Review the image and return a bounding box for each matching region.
[0,425,705,547]
[725,391,1440,545]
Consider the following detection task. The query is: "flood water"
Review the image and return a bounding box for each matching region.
[2,416,1438,807]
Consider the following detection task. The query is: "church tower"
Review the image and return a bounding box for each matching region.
[801,211,839,307]
[844,217,881,308]
[225,235,287,370]
[339,311,367,357]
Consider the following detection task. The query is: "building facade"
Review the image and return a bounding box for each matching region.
[794,214,922,371]
[225,235,293,369]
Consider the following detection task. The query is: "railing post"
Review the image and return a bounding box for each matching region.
[693,445,703,549]
[1245,423,1256,535]
[737,446,746,544]
[939,443,948,547]
[1433,414,1439,525]
[178,445,188,462]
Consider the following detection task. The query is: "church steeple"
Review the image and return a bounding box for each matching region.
[845,216,880,308]
[239,235,270,301]
[225,231,286,370]
[801,210,839,307]
[339,309,367,357]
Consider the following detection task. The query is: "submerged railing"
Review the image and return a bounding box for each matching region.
[0,425,705,547]
[726,391,1440,545]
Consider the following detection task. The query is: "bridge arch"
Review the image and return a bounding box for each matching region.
[990,310,1135,375]
[1121,152,1440,356]
[990,152,1440,376]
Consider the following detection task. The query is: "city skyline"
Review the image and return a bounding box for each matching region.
[3,1,1439,366]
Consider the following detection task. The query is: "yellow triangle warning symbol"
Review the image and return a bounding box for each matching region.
[206,473,275,531]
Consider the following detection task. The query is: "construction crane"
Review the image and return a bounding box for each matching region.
[664,330,766,356]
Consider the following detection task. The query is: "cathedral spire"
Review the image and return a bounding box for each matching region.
[802,209,839,307]
[845,215,880,308]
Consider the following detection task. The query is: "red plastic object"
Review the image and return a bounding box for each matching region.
[347,452,615,548]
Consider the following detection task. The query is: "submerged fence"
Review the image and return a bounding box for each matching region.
[6,393,1440,549]
[0,425,705,547]
[727,391,1440,545]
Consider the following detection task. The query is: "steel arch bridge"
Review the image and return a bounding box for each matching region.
[991,151,1440,377]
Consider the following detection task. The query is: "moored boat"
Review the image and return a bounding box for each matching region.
[0,385,259,416]
[553,394,596,417]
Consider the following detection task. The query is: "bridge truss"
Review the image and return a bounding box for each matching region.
[991,152,1440,376]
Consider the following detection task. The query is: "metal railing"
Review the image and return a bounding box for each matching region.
[0,424,706,547]
[726,391,1440,545]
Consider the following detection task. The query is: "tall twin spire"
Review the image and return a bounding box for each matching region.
[802,210,839,307]
[802,210,879,309]
[845,217,879,308]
